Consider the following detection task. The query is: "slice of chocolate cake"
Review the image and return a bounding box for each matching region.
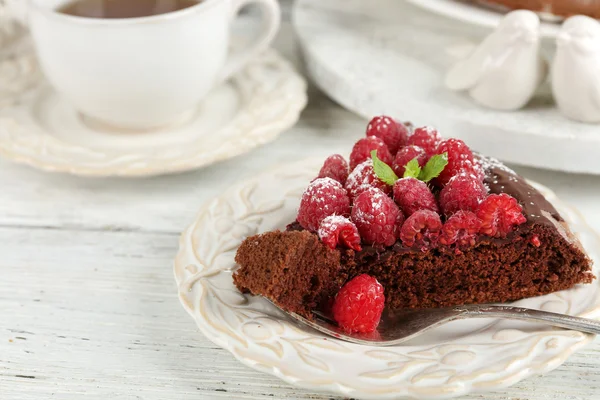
[233,117,594,332]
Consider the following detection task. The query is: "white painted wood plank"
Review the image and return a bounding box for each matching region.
[1,227,599,400]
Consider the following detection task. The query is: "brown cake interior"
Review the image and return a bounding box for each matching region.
[233,157,594,319]
[234,230,344,317]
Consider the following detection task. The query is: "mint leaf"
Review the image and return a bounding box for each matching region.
[419,153,448,182]
[403,158,422,179]
[371,150,398,185]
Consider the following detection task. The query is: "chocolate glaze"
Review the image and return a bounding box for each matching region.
[478,155,563,227]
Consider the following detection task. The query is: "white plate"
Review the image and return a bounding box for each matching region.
[174,157,600,400]
[405,0,564,38]
[293,0,600,175]
[0,48,307,177]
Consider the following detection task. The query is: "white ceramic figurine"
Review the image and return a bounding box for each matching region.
[552,15,600,124]
[445,10,548,111]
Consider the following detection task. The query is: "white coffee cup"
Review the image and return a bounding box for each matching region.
[14,0,280,130]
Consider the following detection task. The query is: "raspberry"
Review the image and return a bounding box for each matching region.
[531,235,541,247]
[332,274,385,333]
[351,187,401,247]
[345,160,391,199]
[318,154,349,185]
[477,193,527,238]
[392,145,428,177]
[439,173,487,216]
[349,137,393,170]
[396,211,406,233]
[434,138,477,186]
[392,177,439,217]
[399,209,442,251]
[407,126,442,156]
[297,178,351,232]
[366,116,409,155]
[439,210,481,248]
[318,215,362,251]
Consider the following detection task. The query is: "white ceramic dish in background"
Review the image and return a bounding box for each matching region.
[293,0,600,175]
[405,0,563,38]
[174,157,600,400]
[0,48,307,177]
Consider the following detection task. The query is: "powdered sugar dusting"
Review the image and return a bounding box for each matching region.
[345,159,391,198]
[318,215,352,235]
[317,215,361,251]
[478,156,517,176]
[352,188,388,225]
[297,177,350,232]
[351,187,400,246]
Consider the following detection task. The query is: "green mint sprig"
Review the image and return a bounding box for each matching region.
[371,150,398,185]
[371,150,448,185]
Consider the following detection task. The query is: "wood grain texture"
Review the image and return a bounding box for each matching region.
[2,1,600,399]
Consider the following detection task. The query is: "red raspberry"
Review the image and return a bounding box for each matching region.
[399,210,442,251]
[318,215,362,251]
[349,137,393,170]
[439,210,481,248]
[332,274,385,333]
[396,211,406,233]
[318,154,349,185]
[392,177,439,217]
[407,126,442,156]
[434,138,477,186]
[366,116,409,155]
[439,173,487,216]
[477,194,527,238]
[345,160,391,199]
[297,178,351,232]
[351,187,401,247]
[392,145,428,177]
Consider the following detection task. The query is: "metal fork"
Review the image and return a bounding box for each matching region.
[274,303,600,346]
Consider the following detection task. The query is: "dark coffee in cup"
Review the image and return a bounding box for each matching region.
[58,0,200,19]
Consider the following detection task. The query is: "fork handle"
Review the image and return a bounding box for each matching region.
[456,305,600,335]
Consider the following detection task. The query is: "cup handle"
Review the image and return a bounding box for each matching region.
[218,0,280,83]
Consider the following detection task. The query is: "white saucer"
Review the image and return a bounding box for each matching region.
[293,0,600,175]
[174,157,600,400]
[0,49,307,177]
[405,0,564,38]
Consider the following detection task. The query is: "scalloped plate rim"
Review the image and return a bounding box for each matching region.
[0,49,307,177]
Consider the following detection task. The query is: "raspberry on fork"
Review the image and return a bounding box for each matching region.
[332,274,385,333]
[392,145,428,177]
[345,160,391,199]
[297,178,351,232]
[477,193,527,237]
[407,126,442,156]
[400,209,443,251]
[351,187,402,247]
[440,210,481,249]
[318,215,362,251]
[366,116,409,155]
[393,177,439,217]
[318,154,349,185]
[439,173,488,216]
[349,137,393,170]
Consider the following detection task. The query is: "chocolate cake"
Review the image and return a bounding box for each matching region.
[233,118,594,330]
[477,0,600,19]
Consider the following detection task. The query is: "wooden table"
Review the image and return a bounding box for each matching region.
[2,3,600,399]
